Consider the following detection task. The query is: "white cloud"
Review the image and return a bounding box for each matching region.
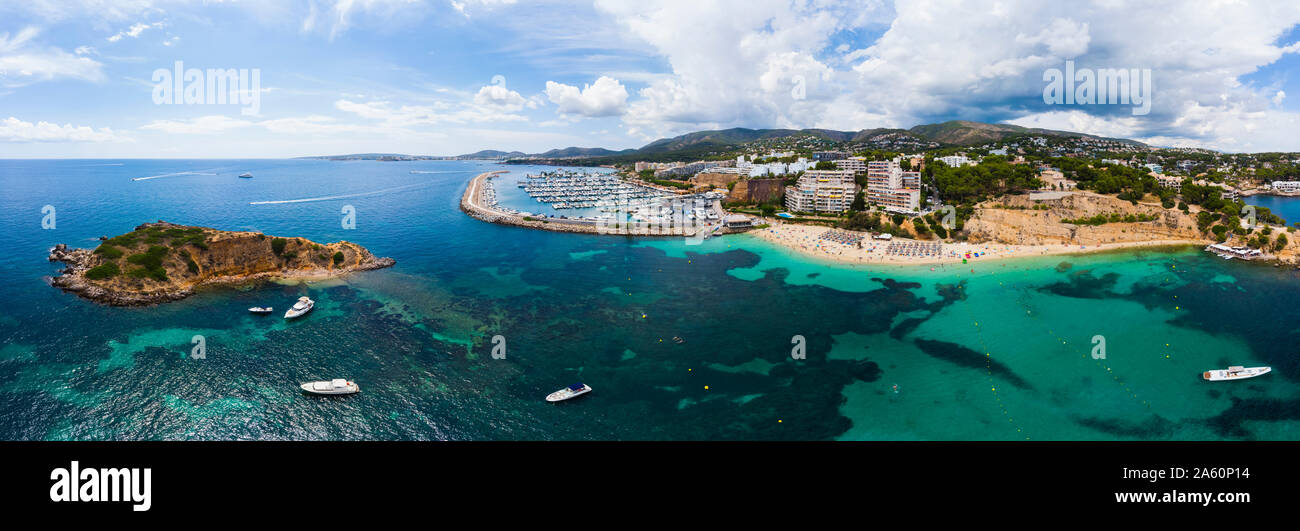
[129,92,536,142]
[473,83,531,110]
[10,0,159,23]
[107,21,163,42]
[0,26,105,85]
[298,0,432,40]
[1004,110,1142,140]
[140,115,255,135]
[451,0,518,17]
[544,76,628,117]
[594,0,871,138]
[0,116,128,142]
[334,97,528,125]
[590,0,1300,149]
[139,113,421,137]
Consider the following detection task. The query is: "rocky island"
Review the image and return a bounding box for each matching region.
[47,221,396,306]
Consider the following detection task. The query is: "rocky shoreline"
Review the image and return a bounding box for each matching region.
[47,221,395,306]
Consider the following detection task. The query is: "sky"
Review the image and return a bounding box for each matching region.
[1,0,1299,158]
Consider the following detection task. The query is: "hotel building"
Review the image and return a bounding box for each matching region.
[1272,181,1300,193]
[784,169,857,213]
[866,159,921,213]
[834,157,868,175]
[937,154,975,168]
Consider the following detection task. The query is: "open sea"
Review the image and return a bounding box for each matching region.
[1,158,1298,440]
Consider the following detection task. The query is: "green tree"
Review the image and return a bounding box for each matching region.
[850,191,865,211]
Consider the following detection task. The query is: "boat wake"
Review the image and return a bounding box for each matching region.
[132,170,220,181]
[249,181,434,205]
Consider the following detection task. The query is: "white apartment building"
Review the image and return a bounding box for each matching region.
[654,160,724,178]
[866,159,921,213]
[784,170,857,213]
[834,157,868,174]
[1155,174,1184,191]
[1272,181,1300,193]
[937,154,975,168]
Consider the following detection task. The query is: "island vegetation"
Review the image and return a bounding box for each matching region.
[48,221,395,306]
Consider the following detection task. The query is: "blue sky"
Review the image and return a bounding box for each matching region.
[2,1,1300,157]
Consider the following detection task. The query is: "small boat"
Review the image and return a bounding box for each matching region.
[238,172,253,178]
[1202,366,1271,381]
[672,336,685,344]
[248,306,273,314]
[300,379,360,395]
[284,296,314,319]
[546,383,591,402]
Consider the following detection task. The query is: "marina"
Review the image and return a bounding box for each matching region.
[518,169,668,211]
[479,169,727,232]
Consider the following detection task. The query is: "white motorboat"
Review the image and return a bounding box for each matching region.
[284,296,314,319]
[238,172,253,178]
[300,379,360,395]
[248,306,273,314]
[546,383,591,402]
[1202,366,1271,381]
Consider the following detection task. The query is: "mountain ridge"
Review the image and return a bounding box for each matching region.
[303,120,1150,161]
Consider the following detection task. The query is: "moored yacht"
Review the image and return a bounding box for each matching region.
[248,306,273,314]
[1202,366,1271,381]
[284,296,314,319]
[546,383,591,402]
[300,379,359,395]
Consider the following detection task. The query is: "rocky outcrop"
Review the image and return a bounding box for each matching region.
[48,221,395,306]
[963,192,1206,246]
[728,178,785,204]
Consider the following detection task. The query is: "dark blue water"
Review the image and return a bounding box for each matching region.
[2,159,1298,440]
[1244,194,1300,227]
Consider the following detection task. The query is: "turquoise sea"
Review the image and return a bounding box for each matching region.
[1,159,1298,440]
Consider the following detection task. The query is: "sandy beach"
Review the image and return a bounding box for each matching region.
[747,220,1205,266]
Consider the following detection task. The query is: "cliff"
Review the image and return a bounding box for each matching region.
[47,221,395,306]
[728,178,786,204]
[963,192,1206,246]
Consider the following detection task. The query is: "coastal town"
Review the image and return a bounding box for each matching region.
[461,123,1300,266]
